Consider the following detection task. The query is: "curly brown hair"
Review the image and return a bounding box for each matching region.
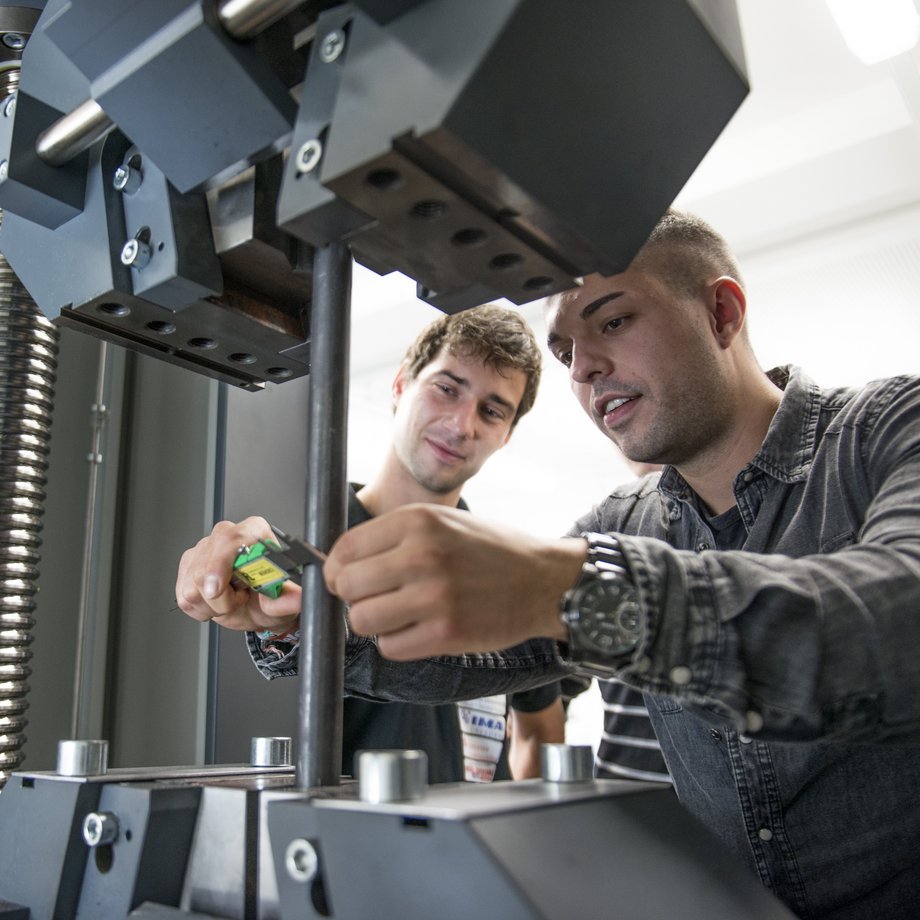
[402,304,542,428]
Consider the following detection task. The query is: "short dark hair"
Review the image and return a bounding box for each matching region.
[633,209,745,297]
[402,304,542,428]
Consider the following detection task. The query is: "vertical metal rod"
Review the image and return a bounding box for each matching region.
[69,341,109,738]
[296,242,351,789]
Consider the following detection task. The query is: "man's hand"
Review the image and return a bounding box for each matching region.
[175,516,302,633]
[323,504,585,660]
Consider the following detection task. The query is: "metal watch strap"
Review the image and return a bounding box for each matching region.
[559,532,641,674]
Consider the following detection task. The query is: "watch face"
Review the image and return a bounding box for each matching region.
[577,580,641,656]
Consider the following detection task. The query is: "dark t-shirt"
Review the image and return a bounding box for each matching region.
[342,485,559,783]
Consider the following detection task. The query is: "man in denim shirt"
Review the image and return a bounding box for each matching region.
[320,211,920,919]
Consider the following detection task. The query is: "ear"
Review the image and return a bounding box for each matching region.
[708,277,746,347]
[391,362,409,407]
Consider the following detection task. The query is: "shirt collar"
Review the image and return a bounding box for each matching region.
[658,365,821,502]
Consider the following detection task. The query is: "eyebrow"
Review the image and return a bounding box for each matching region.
[580,290,625,319]
[546,290,626,347]
[437,370,517,415]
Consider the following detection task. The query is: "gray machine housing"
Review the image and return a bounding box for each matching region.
[0,764,795,920]
[0,0,748,386]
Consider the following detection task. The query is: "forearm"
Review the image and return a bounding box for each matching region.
[614,534,920,742]
[249,626,571,699]
[508,700,566,779]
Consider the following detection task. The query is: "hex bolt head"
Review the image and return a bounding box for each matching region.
[113,164,142,194]
[3,94,15,118]
[83,811,119,847]
[285,838,319,883]
[2,33,26,51]
[319,29,346,63]
[121,238,152,270]
[295,139,323,174]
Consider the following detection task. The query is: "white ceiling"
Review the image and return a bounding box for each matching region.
[346,0,920,537]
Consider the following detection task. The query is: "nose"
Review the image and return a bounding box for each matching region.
[569,340,613,384]
[445,397,478,439]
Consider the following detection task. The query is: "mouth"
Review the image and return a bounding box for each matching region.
[426,437,466,463]
[595,393,639,427]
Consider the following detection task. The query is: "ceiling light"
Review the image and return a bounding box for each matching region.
[826,0,920,64]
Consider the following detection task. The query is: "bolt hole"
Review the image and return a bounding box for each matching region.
[489,253,523,271]
[99,303,130,318]
[188,337,218,350]
[523,276,554,291]
[451,228,487,247]
[147,321,176,335]
[229,353,257,365]
[94,845,114,874]
[365,168,403,191]
[267,367,294,379]
[410,199,447,220]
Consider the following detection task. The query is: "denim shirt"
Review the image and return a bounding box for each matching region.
[565,366,920,919]
[254,366,920,918]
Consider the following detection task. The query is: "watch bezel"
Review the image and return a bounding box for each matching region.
[560,533,643,668]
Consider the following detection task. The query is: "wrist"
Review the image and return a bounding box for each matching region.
[558,532,643,674]
[536,538,589,641]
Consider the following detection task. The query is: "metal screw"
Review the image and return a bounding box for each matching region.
[3,94,15,118]
[120,238,152,270]
[319,29,346,63]
[2,33,26,51]
[285,838,319,883]
[83,811,119,847]
[113,164,142,194]
[0,160,7,181]
[295,138,323,174]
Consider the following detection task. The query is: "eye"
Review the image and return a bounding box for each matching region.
[480,404,505,422]
[552,348,573,368]
[602,316,626,333]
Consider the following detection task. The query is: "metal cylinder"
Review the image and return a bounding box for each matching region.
[35,98,115,168]
[540,744,594,783]
[56,739,108,777]
[251,735,292,767]
[296,243,351,789]
[358,750,428,804]
[0,251,59,788]
[218,0,308,40]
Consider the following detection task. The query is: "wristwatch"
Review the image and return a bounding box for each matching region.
[559,532,643,670]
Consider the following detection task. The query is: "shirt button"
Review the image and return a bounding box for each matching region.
[669,504,681,521]
[758,828,773,842]
[709,729,722,741]
[743,471,755,483]
[739,734,752,744]
[745,710,764,734]
[695,542,710,552]
[670,666,693,685]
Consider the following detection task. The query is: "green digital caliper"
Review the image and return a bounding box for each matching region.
[232,525,327,599]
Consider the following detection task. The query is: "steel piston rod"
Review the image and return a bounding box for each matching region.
[34,0,306,167]
[297,240,351,789]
